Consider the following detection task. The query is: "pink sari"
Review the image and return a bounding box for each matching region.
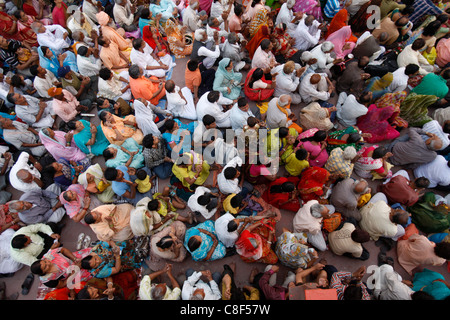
[40,247,93,286]
[326,26,356,59]
[39,130,87,162]
[59,184,87,224]
[356,104,400,143]
[293,0,323,22]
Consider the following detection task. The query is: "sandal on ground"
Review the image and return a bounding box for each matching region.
[77,233,85,251]
[21,273,34,295]
[82,235,91,249]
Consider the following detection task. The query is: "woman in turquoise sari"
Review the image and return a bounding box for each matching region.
[81,240,141,279]
[412,268,450,300]
[161,118,197,157]
[213,58,243,100]
[67,119,110,157]
[103,137,145,169]
[38,46,78,76]
[184,220,226,262]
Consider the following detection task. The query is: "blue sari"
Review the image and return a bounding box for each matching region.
[162,119,197,156]
[184,220,226,261]
[73,119,109,156]
[412,269,450,300]
[105,138,144,169]
[38,46,78,77]
[88,240,141,278]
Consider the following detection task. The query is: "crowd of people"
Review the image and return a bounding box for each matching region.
[0,0,450,302]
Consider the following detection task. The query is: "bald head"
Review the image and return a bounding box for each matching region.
[310,74,321,84]
[17,169,33,183]
[354,179,369,194]
[278,94,292,107]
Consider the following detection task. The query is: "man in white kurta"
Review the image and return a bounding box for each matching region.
[196,91,233,128]
[165,80,197,120]
[34,23,71,55]
[359,193,406,241]
[413,155,450,189]
[77,49,103,77]
[272,63,302,104]
[14,94,55,130]
[293,200,328,251]
[293,14,321,51]
[217,156,243,195]
[397,44,434,75]
[299,72,332,103]
[9,152,42,193]
[336,91,368,127]
[130,41,174,78]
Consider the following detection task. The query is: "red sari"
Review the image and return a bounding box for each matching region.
[356,104,401,143]
[324,9,357,42]
[297,167,330,202]
[262,176,301,212]
[244,68,274,102]
[17,15,39,47]
[0,12,21,41]
[235,221,278,264]
[142,25,169,55]
[245,25,269,59]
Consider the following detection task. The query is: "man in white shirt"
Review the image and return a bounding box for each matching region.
[293,14,321,51]
[388,64,420,93]
[76,45,102,78]
[8,92,55,130]
[29,65,60,99]
[138,265,182,300]
[217,155,244,195]
[181,269,221,300]
[0,117,46,157]
[98,67,132,101]
[299,73,334,104]
[196,90,233,128]
[31,21,70,55]
[215,213,253,248]
[272,61,303,104]
[165,80,197,120]
[229,98,255,135]
[336,91,370,127]
[113,0,138,32]
[130,38,173,78]
[182,0,208,33]
[421,120,450,151]
[397,39,434,75]
[192,29,221,69]
[9,151,43,193]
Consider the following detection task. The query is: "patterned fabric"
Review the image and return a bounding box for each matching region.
[275,231,313,269]
[323,0,341,19]
[324,148,354,179]
[331,271,371,300]
[88,240,141,278]
[399,92,438,127]
[184,220,226,261]
[248,7,270,38]
[409,0,443,25]
[375,91,409,128]
[294,0,324,21]
[143,138,169,169]
[298,166,330,202]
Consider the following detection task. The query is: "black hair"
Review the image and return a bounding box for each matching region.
[405,64,420,76]
[237,97,248,108]
[422,20,442,37]
[372,146,387,159]
[411,291,435,300]
[443,121,450,134]
[224,166,238,179]
[29,64,39,76]
[295,148,308,161]
[249,68,264,88]
[140,7,150,19]
[6,92,16,104]
[99,110,109,123]
[359,91,372,104]
[312,130,327,142]
[11,234,28,249]
[247,116,258,128]
[84,212,96,224]
[279,127,289,139]
[103,148,114,160]
[394,16,409,27]
[77,46,89,56]
[234,3,243,16]
[10,74,23,88]
[66,121,77,130]
[260,38,271,50]
[227,220,238,232]
[202,114,216,126]
[434,242,450,260]
[132,38,144,51]
[230,194,243,208]
[347,132,362,144]
[147,199,159,211]
[187,59,199,71]
[156,235,174,249]
[412,38,426,51]
[143,134,155,148]
[80,255,93,269]
[136,169,148,180]
[30,260,45,276]
[165,80,175,92]
[198,193,211,206]
[99,68,112,81]
[400,5,415,16]
[187,236,201,252]
[104,167,118,181]
[414,177,430,188]
[270,182,295,193]
[207,91,220,103]
[163,119,176,132]
[343,285,363,300]
[75,287,91,300]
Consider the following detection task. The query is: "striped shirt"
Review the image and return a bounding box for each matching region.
[330,271,371,300]
[409,0,443,25]
[323,0,341,18]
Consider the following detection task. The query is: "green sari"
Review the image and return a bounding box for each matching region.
[399,93,438,127]
[73,119,110,156]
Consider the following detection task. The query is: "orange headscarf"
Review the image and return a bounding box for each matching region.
[325,9,357,42]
